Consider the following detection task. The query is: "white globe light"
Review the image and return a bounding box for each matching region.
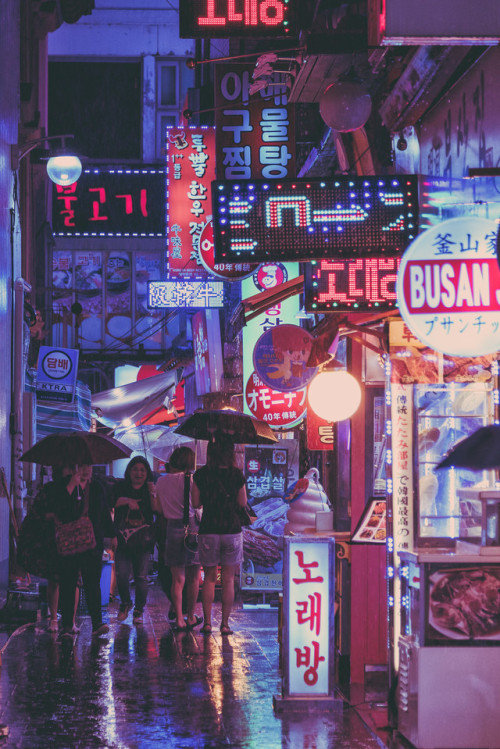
[319,80,372,133]
[308,371,362,422]
[46,154,82,186]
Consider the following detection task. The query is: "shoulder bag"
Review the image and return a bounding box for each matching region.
[54,486,96,556]
[215,475,252,527]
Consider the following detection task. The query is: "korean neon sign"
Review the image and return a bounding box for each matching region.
[305,257,401,312]
[179,0,296,38]
[212,176,418,263]
[52,167,165,237]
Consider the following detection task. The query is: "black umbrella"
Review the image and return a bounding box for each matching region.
[436,425,500,471]
[174,409,278,444]
[20,430,132,466]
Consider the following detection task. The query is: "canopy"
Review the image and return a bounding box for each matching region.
[92,371,179,429]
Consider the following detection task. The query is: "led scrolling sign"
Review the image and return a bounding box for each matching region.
[179,0,296,38]
[212,176,418,263]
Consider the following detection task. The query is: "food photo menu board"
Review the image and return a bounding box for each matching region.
[351,498,386,544]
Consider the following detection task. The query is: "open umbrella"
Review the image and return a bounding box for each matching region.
[20,430,132,466]
[175,409,278,444]
[436,425,500,471]
[114,425,197,463]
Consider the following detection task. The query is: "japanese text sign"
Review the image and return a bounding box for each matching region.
[305,257,401,312]
[148,279,224,308]
[36,346,80,404]
[284,537,334,697]
[180,0,296,38]
[214,63,295,181]
[212,176,418,263]
[397,217,500,356]
[52,167,165,237]
[166,126,216,278]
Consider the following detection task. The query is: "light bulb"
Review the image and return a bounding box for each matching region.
[46,155,82,186]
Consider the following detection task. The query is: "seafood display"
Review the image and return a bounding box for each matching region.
[429,566,500,640]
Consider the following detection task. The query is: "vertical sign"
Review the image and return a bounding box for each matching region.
[306,401,334,451]
[282,537,335,699]
[193,309,224,395]
[166,126,216,278]
[214,63,295,181]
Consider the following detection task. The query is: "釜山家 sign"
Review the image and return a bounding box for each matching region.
[179,0,296,38]
[212,176,418,263]
[305,257,400,312]
[396,217,500,356]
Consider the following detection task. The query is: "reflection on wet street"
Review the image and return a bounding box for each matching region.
[0,584,393,748]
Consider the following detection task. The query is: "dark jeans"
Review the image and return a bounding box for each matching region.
[115,545,150,612]
[58,549,103,630]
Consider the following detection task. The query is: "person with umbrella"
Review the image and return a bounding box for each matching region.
[42,462,118,639]
[108,456,156,624]
[191,434,249,635]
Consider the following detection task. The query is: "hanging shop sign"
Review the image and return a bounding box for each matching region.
[52,167,165,237]
[193,309,224,395]
[253,324,317,392]
[180,0,297,38]
[36,345,80,404]
[214,63,295,182]
[148,279,224,309]
[245,372,307,428]
[396,217,500,356]
[166,126,216,278]
[197,218,259,280]
[212,176,418,263]
[305,257,400,312]
[306,402,334,451]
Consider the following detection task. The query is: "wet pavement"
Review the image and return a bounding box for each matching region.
[0,581,408,749]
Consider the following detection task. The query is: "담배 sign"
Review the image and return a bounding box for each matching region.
[36,346,80,403]
[396,217,500,356]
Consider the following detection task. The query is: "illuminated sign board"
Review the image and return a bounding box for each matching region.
[179,0,296,38]
[305,257,401,312]
[212,176,418,263]
[148,280,224,309]
[52,167,165,237]
[396,217,500,356]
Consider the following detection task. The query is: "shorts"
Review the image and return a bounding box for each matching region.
[198,533,243,567]
[165,519,200,568]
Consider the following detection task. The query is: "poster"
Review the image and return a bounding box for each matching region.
[351,499,386,544]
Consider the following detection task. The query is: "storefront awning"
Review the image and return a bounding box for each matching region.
[92,371,179,429]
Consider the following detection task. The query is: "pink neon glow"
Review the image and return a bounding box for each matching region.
[198,0,226,25]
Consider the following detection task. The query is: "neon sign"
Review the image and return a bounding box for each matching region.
[305,257,401,312]
[148,280,224,309]
[212,177,418,263]
[179,0,296,38]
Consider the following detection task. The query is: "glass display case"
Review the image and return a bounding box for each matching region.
[416,382,495,546]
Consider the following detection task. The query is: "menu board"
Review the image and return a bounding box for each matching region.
[351,498,386,544]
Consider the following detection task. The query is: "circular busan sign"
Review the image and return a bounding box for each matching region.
[397,217,500,356]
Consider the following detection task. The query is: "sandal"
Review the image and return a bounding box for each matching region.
[200,624,212,634]
[186,615,203,630]
[220,625,233,635]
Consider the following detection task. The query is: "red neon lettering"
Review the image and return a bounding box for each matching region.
[228,0,243,20]
[245,0,258,24]
[198,0,226,25]
[116,194,133,214]
[88,187,108,222]
[260,0,284,25]
[379,258,398,299]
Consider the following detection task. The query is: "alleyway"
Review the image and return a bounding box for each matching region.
[0,582,404,749]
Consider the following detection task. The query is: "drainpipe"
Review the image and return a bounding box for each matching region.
[12,277,31,523]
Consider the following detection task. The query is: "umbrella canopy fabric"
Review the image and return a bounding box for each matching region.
[436,424,500,471]
[114,425,197,463]
[92,371,178,429]
[20,430,132,466]
[175,409,278,444]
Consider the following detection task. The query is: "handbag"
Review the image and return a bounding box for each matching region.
[54,487,96,556]
[237,503,253,527]
[119,508,154,550]
[183,472,198,553]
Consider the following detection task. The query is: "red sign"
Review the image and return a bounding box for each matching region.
[179,0,296,38]
[215,63,295,181]
[307,403,334,451]
[166,127,216,278]
[198,219,258,280]
[245,371,306,428]
[305,257,400,312]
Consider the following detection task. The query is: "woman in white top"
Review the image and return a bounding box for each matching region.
[154,447,202,631]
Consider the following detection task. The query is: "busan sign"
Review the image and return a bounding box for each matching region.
[179,0,296,38]
[396,217,500,356]
[212,177,418,263]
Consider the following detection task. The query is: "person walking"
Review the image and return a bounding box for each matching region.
[43,463,117,639]
[154,447,202,631]
[109,456,155,624]
[191,434,248,635]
